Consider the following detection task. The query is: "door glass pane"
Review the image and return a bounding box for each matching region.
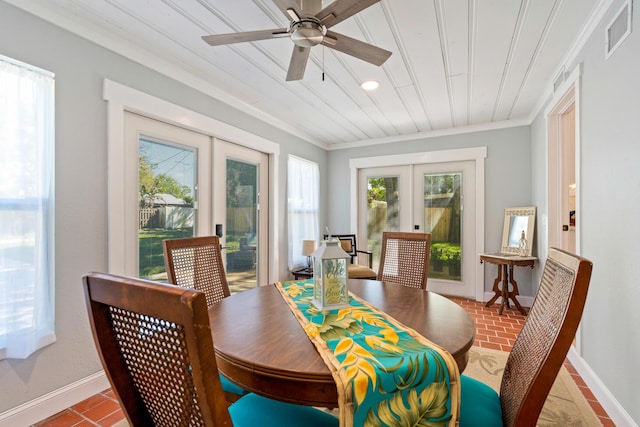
[423,173,462,281]
[225,159,258,293]
[138,139,196,280]
[366,176,399,268]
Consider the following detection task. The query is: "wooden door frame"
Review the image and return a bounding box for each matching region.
[545,65,582,352]
[545,65,582,259]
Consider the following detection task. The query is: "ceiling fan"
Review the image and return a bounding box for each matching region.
[202,0,392,81]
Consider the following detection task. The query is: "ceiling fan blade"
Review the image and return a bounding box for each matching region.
[286,46,311,81]
[322,31,391,66]
[202,28,288,46]
[316,0,381,28]
[272,0,304,21]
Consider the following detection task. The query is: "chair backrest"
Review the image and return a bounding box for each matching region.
[323,234,358,262]
[377,232,431,289]
[163,236,230,308]
[82,272,232,426]
[500,247,593,427]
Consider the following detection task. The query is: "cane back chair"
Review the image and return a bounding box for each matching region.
[459,247,593,426]
[163,235,245,400]
[163,235,231,308]
[82,272,338,427]
[377,232,431,289]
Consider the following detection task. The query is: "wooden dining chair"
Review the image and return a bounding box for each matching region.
[163,235,231,308]
[459,247,593,427]
[83,272,339,427]
[377,231,431,289]
[323,233,377,279]
[163,235,245,401]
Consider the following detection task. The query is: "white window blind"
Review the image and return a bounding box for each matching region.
[287,155,319,270]
[0,55,56,359]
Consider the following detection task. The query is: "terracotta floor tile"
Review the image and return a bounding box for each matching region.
[600,416,617,427]
[480,341,503,351]
[71,392,108,413]
[82,399,121,423]
[572,375,588,388]
[33,409,84,427]
[72,421,96,427]
[97,408,126,426]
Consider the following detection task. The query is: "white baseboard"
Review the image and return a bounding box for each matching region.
[567,347,637,427]
[0,371,109,427]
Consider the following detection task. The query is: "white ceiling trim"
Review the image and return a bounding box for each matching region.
[328,117,531,151]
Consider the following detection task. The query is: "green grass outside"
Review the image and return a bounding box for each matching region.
[138,229,247,278]
[139,228,193,278]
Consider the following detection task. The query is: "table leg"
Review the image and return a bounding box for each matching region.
[485,265,503,307]
[507,265,527,315]
[498,265,508,315]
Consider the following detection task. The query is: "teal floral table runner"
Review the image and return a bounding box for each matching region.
[276,280,460,427]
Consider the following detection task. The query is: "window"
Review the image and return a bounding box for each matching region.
[0,55,55,359]
[287,156,319,269]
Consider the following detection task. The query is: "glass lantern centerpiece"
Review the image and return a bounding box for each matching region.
[311,239,350,311]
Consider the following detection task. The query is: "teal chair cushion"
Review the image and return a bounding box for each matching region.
[460,374,504,427]
[229,393,338,427]
[220,374,247,396]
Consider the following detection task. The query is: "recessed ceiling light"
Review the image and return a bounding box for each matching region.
[360,80,380,91]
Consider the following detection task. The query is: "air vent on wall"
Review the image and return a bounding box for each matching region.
[606,0,632,58]
[553,67,566,93]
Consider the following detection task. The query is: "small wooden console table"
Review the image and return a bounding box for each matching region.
[291,267,313,280]
[480,253,536,315]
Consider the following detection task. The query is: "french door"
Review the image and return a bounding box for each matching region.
[357,166,411,264]
[357,161,476,298]
[214,140,268,292]
[125,112,211,281]
[413,162,475,297]
[123,113,268,290]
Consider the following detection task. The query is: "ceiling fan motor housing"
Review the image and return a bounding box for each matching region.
[289,18,326,47]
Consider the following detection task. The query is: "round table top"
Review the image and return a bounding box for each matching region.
[208,279,475,407]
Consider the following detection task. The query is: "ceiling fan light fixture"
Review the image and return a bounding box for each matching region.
[289,19,326,47]
[201,0,391,81]
[361,80,380,91]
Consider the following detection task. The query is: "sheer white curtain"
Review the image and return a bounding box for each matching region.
[0,56,56,359]
[287,156,319,270]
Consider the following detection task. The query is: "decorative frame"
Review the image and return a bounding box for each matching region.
[501,206,536,256]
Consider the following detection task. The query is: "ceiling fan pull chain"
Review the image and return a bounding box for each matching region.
[322,44,325,81]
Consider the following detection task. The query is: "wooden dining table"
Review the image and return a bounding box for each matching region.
[208,279,475,408]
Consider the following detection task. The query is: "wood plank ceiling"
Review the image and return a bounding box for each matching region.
[7,0,602,148]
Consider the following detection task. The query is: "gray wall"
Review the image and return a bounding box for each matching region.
[530,0,639,422]
[326,126,536,295]
[0,1,325,412]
